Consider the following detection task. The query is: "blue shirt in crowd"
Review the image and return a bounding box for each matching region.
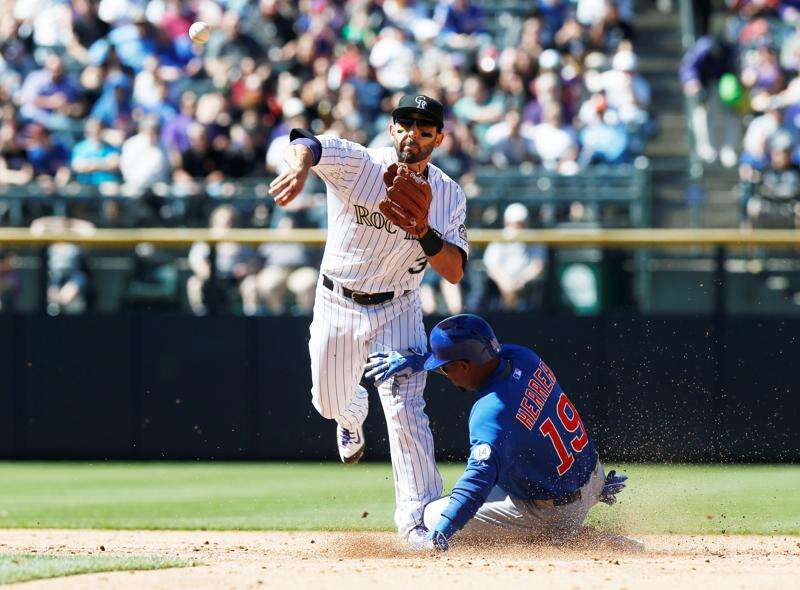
[71,139,120,185]
[27,142,69,176]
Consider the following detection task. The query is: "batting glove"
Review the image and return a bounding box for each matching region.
[599,470,628,505]
[364,349,429,384]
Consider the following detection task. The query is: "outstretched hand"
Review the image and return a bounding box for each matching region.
[599,470,628,505]
[269,165,309,206]
[364,349,430,384]
[269,145,313,206]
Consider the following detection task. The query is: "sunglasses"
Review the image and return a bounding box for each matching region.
[394,117,440,131]
[436,360,466,375]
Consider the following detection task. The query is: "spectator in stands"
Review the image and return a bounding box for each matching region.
[161,90,197,160]
[454,76,506,146]
[331,82,365,139]
[89,72,134,132]
[369,26,416,91]
[433,126,475,181]
[576,89,608,128]
[103,11,174,73]
[1,16,36,81]
[133,56,163,112]
[25,123,71,188]
[483,203,548,311]
[484,109,537,168]
[187,205,261,316]
[137,79,177,126]
[579,110,631,165]
[780,23,800,73]
[16,55,83,131]
[0,248,20,314]
[254,214,319,315]
[71,118,121,187]
[242,0,296,50]
[528,103,580,174]
[349,60,386,123]
[585,0,635,54]
[223,125,261,179]
[740,106,782,181]
[0,111,33,185]
[119,117,170,195]
[66,0,111,65]
[741,131,800,229]
[175,123,223,182]
[230,56,269,113]
[740,41,783,96]
[603,50,651,125]
[30,216,95,316]
[205,11,265,72]
[540,0,570,41]
[523,71,557,126]
[434,0,489,50]
[680,35,740,166]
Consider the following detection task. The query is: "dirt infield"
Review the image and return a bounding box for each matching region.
[1,530,798,589]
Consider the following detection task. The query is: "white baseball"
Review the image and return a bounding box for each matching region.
[189,21,210,44]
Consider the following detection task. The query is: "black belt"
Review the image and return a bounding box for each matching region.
[322,275,405,306]
[545,452,599,507]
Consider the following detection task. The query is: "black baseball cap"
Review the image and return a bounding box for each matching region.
[391,94,444,129]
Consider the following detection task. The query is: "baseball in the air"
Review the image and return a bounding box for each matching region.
[189,21,210,44]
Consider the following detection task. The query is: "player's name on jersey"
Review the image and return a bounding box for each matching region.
[353,204,417,240]
[515,360,558,431]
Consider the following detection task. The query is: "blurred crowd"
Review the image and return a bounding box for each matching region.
[0,0,650,315]
[680,0,800,228]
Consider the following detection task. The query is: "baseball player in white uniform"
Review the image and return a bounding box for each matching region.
[268,95,469,544]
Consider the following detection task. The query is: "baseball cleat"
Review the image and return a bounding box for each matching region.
[405,525,431,550]
[337,424,365,464]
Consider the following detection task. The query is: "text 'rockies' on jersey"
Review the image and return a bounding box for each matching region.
[310,135,469,294]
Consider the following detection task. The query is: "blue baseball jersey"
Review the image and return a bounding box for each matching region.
[434,344,597,539]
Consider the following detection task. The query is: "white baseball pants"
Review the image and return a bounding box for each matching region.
[308,281,442,535]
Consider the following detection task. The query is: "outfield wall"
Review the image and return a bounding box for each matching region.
[0,314,796,463]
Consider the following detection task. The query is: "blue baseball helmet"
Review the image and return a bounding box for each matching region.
[424,314,501,372]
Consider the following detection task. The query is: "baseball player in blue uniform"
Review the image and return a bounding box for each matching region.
[365,314,629,551]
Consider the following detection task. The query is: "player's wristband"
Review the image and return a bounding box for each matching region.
[289,129,322,165]
[418,227,444,257]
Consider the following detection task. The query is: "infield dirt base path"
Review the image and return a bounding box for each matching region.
[1,530,798,590]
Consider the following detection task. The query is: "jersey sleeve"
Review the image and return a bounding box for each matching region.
[433,441,500,539]
[433,400,506,539]
[442,184,469,257]
[311,135,370,197]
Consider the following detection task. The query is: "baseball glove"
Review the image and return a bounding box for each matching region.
[379,163,432,237]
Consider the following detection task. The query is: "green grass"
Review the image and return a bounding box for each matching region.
[0,553,190,585]
[0,463,797,535]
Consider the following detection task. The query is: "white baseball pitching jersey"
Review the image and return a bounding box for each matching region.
[311,136,469,293]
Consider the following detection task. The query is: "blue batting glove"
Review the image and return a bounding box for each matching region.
[426,530,449,552]
[364,349,429,384]
[599,470,628,505]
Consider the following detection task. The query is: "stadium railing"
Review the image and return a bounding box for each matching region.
[2,226,799,316]
[2,227,798,248]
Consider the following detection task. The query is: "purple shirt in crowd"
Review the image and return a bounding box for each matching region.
[160,113,193,153]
